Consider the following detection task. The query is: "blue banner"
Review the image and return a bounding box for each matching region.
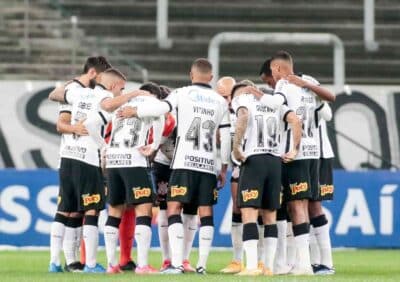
[0,169,399,248]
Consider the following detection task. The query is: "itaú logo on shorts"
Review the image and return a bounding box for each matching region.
[321,184,334,196]
[242,189,258,202]
[170,186,187,197]
[82,194,101,206]
[290,182,308,195]
[133,187,151,199]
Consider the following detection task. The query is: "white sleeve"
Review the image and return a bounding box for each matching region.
[273,79,289,105]
[137,100,170,118]
[58,102,72,113]
[150,115,165,150]
[219,126,231,165]
[165,89,179,110]
[84,112,111,149]
[64,88,80,105]
[97,89,113,102]
[280,104,293,122]
[259,94,285,109]
[231,94,250,115]
[316,102,332,122]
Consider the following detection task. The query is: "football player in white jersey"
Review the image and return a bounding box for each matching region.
[117,58,231,274]
[48,68,145,273]
[48,56,111,273]
[261,51,334,275]
[231,80,301,276]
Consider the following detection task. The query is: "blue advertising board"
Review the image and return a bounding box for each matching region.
[0,169,399,248]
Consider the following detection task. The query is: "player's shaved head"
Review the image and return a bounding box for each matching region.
[216,76,236,99]
[231,80,254,99]
[190,58,213,83]
[100,68,127,96]
[270,50,294,81]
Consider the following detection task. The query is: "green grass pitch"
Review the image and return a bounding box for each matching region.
[0,249,399,281]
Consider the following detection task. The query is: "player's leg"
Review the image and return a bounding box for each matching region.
[309,158,334,275]
[220,167,243,273]
[284,160,313,275]
[182,204,198,272]
[257,212,265,271]
[274,202,289,274]
[79,163,106,273]
[63,212,84,272]
[118,207,136,271]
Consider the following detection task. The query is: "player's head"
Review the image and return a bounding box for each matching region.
[140,82,162,99]
[216,76,236,104]
[159,85,171,100]
[82,56,112,88]
[231,79,255,99]
[100,68,127,97]
[190,58,213,84]
[259,58,276,89]
[270,50,294,81]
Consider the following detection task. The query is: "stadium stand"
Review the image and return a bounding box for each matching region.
[0,0,399,86]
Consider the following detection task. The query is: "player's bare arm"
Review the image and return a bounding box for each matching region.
[100,90,150,112]
[48,85,66,102]
[286,74,336,102]
[117,106,137,119]
[233,107,248,162]
[282,111,301,163]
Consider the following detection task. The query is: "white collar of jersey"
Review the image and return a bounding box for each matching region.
[72,79,85,88]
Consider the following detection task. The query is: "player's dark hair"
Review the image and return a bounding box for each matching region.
[159,85,171,100]
[271,50,293,63]
[192,58,212,73]
[104,67,127,81]
[140,82,161,98]
[259,58,272,76]
[82,56,111,74]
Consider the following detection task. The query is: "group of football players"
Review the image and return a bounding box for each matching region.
[47,50,336,276]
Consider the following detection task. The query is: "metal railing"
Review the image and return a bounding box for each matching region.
[157,0,172,49]
[208,32,345,91]
[364,0,379,51]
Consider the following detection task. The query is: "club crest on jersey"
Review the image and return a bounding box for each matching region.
[242,189,259,202]
[320,184,334,196]
[170,186,187,197]
[82,194,101,206]
[290,182,308,195]
[133,187,151,199]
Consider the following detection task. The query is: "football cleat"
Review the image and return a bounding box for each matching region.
[220,260,242,273]
[182,259,195,272]
[314,264,335,275]
[160,259,171,271]
[257,261,265,271]
[83,263,106,273]
[135,265,158,274]
[48,263,63,273]
[289,265,314,276]
[235,268,263,276]
[196,266,206,275]
[64,261,84,272]
[107,264,123,274]
[119,260,137,271]
[263,267,273,276]
[160,265,184,274]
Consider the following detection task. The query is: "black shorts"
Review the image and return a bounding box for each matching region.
[153,162,172,209]
[230,164,240,183]
[107,167,154,206]
[168,169,218,206]
[57,158,105,212]
[238,154,281,210]
[315,158,334,201]
[282,159,318,202]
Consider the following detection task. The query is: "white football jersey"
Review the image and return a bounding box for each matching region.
[106,96,161,168]
[276,75,322,160]
[61,85,112,166]
[319,119,334,159]
[165,84,230,175]
[57,80,85,168]
[232,94,291,158]
[154,130,176,166]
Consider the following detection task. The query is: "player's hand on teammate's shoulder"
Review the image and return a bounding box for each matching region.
[138,144,156,158]
[126,89,152,98]
[282,148,298,163]
[117,106,137,119]
[285,74,307,88]
[73,119,88,136]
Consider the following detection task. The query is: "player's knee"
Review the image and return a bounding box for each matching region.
[198,206,212,218]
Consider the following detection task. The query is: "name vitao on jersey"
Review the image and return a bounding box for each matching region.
[276,75,321,160]
[106,96,160,168]
[232,94,290,158]
[166,84,230,175]
[61,85,112,166]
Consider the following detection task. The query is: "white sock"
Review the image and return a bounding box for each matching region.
[83,225,99,268]
[168,222,184,267]
[74,226,82,262]
[274,220,287,269]
[264,237,278,271]
[50,221,65,265]
[309,226,321,265]
[243,240,258,270]
[231,221,243,261]
[158,210,170,261]
[257,225,265,263]
[104,225,119,266]
[182,213,198,261]
[294,233,311,269]
[286,222,296,268]
[63,227,76,265]
[197,225,214,269]
[314,223,333,268]
[135,224,152,267]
